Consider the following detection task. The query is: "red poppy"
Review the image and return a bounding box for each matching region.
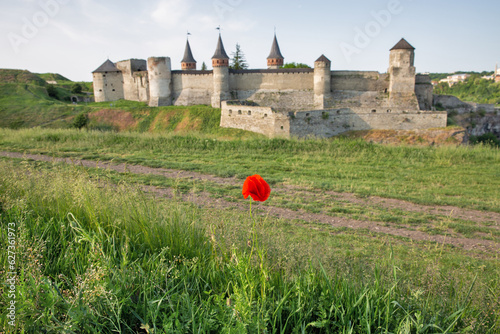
[242,174,271,202]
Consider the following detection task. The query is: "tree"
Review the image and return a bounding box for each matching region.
[230,43,248,70]
[71,83,83,94]
[282,62,311,69]
[201,62,207,71]
[73,112,89,129]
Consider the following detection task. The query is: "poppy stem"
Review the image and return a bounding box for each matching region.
[249,198,252,219]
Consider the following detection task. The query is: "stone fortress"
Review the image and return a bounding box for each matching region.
[92,34,446,138]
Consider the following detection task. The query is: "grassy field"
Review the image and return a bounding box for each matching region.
[0,128,498,211]
[0,128,499,332]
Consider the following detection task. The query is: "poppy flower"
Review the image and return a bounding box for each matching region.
[242,174,271,202]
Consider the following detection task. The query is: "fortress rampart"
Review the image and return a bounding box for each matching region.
[92,36,445,137]
[220,102,446,138]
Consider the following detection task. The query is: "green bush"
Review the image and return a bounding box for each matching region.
[470,132,500,147]
[72,112,89,129]
[71,83,83,94]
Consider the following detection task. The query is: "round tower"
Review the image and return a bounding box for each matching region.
[314,55,331,110]
[211,34,230,108]
[181,39,197,70]
[267,34,284,69]
[388,38,417,107]
[147,57,172,107]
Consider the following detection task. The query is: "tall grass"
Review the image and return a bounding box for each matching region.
[0,160,490,333]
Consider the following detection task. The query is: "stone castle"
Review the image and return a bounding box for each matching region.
[92,34,446,138]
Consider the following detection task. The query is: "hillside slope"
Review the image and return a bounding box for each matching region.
[0,69,256,137]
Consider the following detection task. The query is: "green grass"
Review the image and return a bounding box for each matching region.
[1,159,498,333]
[0,128,498,212]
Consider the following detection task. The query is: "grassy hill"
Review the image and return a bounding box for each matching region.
[36,72,70,82]
[0,69,47,86]
[0,69,258,138]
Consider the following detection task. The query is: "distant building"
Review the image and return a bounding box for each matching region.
[46,80,57,85]
[482,64,500,81]
[439,73,471,86]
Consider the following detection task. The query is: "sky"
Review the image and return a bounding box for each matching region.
[1,0,498,82]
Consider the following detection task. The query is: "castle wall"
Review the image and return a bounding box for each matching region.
[219,102,290,137]
[116,59,149,102]
[229,70,315,111]
[133,72,149,102]
[172,71,213,105]
[289,109,446,138]
[331,71,389,92]
[415,74,433,110]
[221,102,446,138]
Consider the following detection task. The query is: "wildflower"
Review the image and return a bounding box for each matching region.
[242,174,271,202]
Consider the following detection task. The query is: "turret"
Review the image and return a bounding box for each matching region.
[147,57,172,107]
[92,59,124,102]
[314,55,331,109]
[181,39,197,70]
[267,34,284,69]
[388,38,418,107]
[211,34,230,108]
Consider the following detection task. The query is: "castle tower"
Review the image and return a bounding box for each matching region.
[147,57,172,107]
[388,38,418,107]
[92,59,124,102]
[181,39,197,70]
[314,55,332,110]
[495,63,500,83]
[267,34,284,69]
[211,33,230,108]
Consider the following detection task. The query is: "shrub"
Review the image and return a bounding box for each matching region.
[72,112,89,129]
[470,132,500,147]
[71,83,83,94]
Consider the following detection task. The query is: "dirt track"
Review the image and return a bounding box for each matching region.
[1,151,499,252]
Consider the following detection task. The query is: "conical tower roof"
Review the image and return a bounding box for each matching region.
[212,34,229,60]
[315,54,331,64]
[181,39,196,63]
[92,59,120,73]
[390,38,415,51]
[267,34,284,60]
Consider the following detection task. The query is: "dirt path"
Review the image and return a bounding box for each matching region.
[2,151,499,252]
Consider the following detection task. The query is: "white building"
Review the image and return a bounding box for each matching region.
[439,73,471,86]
